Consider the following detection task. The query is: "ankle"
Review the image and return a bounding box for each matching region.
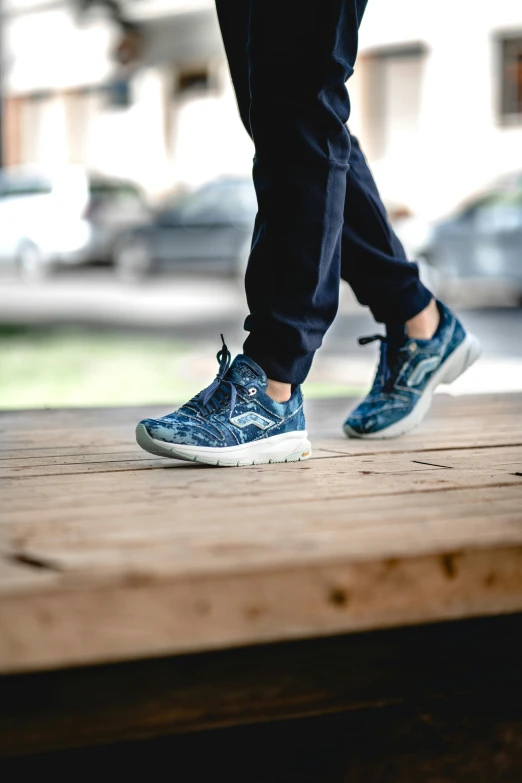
[406,298,440,341]
[266,379,292,403]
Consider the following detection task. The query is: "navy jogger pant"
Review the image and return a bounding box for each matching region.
[215,0,433,384]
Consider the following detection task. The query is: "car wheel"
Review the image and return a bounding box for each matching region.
[114,239,152,283]
[17,241,49,282]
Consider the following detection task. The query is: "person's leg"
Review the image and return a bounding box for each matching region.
[136,0,368,466]
[137,0,365,466]
[136,0,481,464]
[214,0,288,405]
[339,132,481,440]
[339,138,481,440]
[215,3,438,342]
[342,132,441,339]
[340,132,434,325]
[218,0,368,393]
[340,141,482,439]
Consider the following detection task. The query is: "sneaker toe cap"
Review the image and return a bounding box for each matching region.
[344,399,411,436]
[343,416,376,436]
[139,416,222,447]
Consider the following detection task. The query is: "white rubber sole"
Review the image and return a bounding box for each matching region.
[344,332,482,440]
[136,424,312,467]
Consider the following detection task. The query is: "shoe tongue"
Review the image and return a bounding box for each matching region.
[225,354,268,390]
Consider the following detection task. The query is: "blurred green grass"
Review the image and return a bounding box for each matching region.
[0,326,363,409]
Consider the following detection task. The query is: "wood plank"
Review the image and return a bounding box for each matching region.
[1,434,521,483]
[2,426,522,465]
[0,395,521,673]
[2,470,520,529]
[1,446,520,510]
[1,535,522,672]
[5,498,521,581]
[3,481,521,557]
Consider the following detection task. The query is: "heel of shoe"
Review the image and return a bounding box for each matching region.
[442,334,482,384]
[261,436,312,464]
[283,441,313,462]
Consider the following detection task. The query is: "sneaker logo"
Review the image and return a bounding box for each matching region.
[406,355,440,387]
[229,412,274,430]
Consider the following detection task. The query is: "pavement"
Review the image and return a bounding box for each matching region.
[1,267,521,396]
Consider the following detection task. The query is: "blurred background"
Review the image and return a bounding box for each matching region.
[1,0,522,409]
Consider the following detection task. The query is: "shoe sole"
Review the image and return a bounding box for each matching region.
[136,425,312,467]
[344,332,482,440]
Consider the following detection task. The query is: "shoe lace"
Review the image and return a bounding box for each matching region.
[194,335,239,417]
[358,334,405,392]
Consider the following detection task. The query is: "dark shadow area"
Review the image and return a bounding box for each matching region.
[3,692,522,782]
[2,613,522,781]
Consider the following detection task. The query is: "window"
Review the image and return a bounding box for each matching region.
[499,36,522,122]
[355,45,426,160]
[175,67,211,97]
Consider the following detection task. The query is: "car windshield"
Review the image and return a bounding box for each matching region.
[0,175,52,198]
[459,184,522,231]
[89,181,142,204]
[163,180,256,222]
[461,177,522,216]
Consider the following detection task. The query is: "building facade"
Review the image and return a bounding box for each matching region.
[2,0,522,216]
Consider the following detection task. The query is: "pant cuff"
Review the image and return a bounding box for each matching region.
[370,278,433,324]
[243,336,315,386]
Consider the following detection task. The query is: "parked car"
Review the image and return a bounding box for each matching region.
[114,177,257,281]
[0,166,149,279]
[386,204,440,295]
[420,173,522,300]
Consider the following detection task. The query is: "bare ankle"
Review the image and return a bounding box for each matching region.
[406,298,440,340]
[266,379,292,403]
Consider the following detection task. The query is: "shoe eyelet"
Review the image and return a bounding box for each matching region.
[247,387,257,397]
[408,342,417,352]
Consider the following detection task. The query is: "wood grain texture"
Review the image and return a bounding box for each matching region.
[0,394,521,673]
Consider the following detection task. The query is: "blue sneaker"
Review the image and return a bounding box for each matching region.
[344,301,481,439]
[136,337,311,466]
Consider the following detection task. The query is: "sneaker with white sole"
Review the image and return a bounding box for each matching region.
[343,300,481,439]
[136,337,311,466]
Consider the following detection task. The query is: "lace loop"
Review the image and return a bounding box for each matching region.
[195,335,239,418]
[358,334,385,346]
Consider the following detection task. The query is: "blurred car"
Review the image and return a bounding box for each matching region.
[421,173,522,300]
[0,166,149,279]
[114,177,257,281]
[387,204,440,295]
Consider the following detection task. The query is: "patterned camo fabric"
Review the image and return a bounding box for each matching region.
[139,351,306,448]
[344,300,466,436]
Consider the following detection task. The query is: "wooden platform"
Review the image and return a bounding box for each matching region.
[1,393,522,676]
